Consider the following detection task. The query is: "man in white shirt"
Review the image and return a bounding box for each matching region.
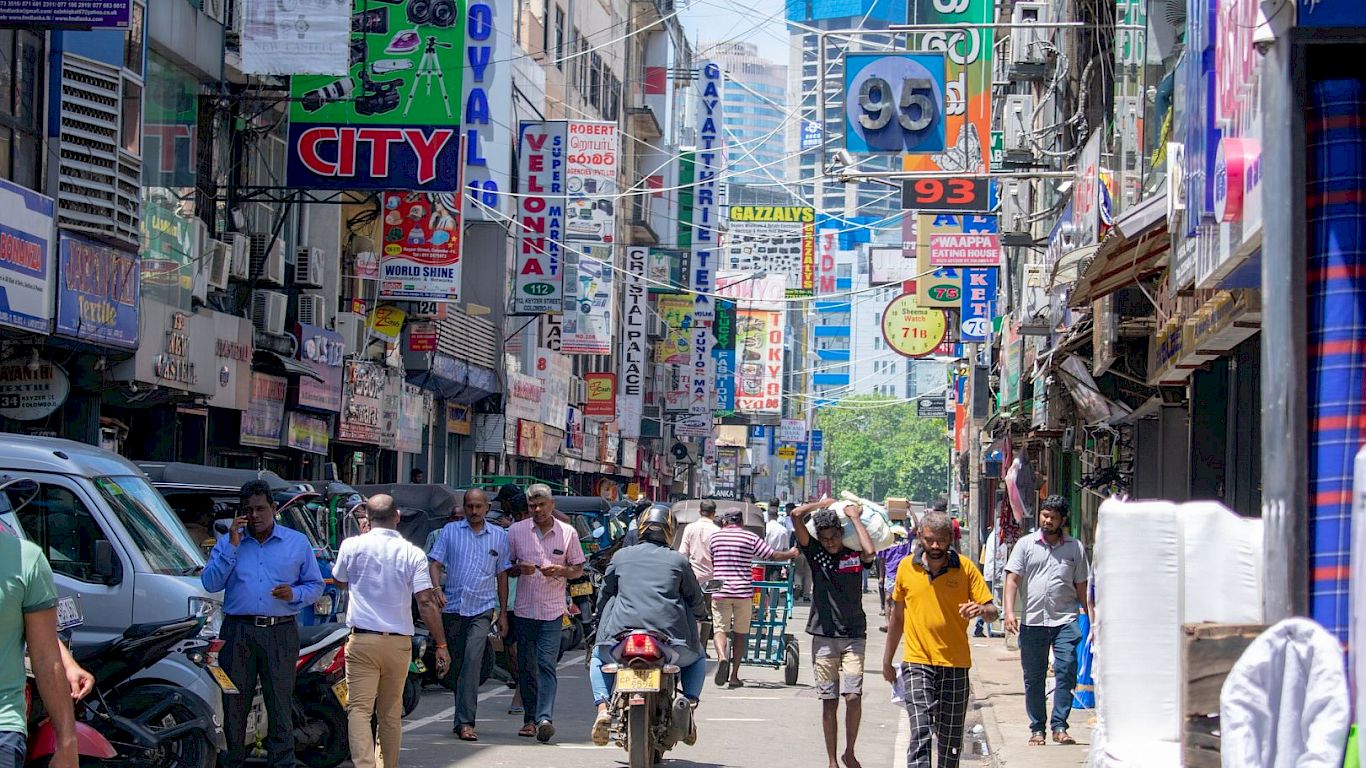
[333,494,450,768]
[764,507,791,551]
[678,499,722,645]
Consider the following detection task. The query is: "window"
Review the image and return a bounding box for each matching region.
[0,28,45,189]
[836,263,852,280]
[553,6,565,70]
[93,476,203,574]
[569,28,581,88]
[12,483,118,584]
[589,53,601,109]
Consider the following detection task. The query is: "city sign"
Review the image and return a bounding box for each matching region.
[882,294,948,358]
[843,53,947,154]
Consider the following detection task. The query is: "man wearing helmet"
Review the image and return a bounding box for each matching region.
[588,504,707,746]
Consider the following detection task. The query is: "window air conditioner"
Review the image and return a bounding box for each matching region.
[333,311,368,356]
[208,240,231,290]
[226,233,250,279]
[294,247,324,288]
[251,290,288,336]
[297,293,328,328]
[249,233,286,286]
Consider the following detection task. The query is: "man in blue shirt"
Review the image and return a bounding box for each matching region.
[202,479,324,768]
[428,487,511,741]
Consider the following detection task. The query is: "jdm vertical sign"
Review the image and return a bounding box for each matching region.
[514,121,567,314]
[689,61,724,417]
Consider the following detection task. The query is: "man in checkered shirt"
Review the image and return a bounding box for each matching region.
[883,512,997,768]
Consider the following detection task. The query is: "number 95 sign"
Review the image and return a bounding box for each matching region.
[844,53,947,154]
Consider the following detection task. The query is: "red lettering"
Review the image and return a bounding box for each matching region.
[403,129,453,185]
[363,128,404,177]
[297,128,339,176]
[525,132,548,151]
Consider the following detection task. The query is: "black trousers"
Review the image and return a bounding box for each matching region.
[442,610,494,728]
[220,618,300,768]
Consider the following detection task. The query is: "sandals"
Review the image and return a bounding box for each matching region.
[714,660,730,687]
[456,725,478,741]
[1053,730,1077,745]
[591,711,612,746]
[518,723,537,738]
[1028,733,1047,746]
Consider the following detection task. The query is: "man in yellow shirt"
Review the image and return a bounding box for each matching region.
[882,512,997,768]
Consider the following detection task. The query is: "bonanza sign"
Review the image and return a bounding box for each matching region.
[514,121,567,314]
[882,294,948,358]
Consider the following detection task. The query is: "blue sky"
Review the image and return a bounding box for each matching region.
[681,0,792,64]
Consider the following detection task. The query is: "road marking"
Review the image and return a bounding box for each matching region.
[702,717,767,722]
[715,695,783,700]
[403,653,584,733]
[894,704,909,761]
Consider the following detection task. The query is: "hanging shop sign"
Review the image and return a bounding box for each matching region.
[562,247,614,354]
[407,321,438,352]
[505,371,546,425]
[735,308,785,415]
[395,383,427,453]
[674,413,711,438]
[116,305,217,396]
[287,0,464,190]
[338,360,386,445]
[0,358,70,421]
[779,418,806,444]
[794,444,809,477]
[206,313,254,411]
[534,348,571,428]
[54,233,139,349]
[882,294,948,358]
[843,53,946,154]
[1296,0,1366,26]
[367,304,407,344]
[776,445,797,460]
[960,267,997,342]
[800,120,823,151]
[296,323,344,412]
[565,121,619,245]
[1073,130,1106,248]
[0,180,54,334]
[0,0,130,26]
[619,247,648,437]
[922,215,1001,267]
[514,121,568,314]
[691,62,724,416]
[900,177,995,212]
[722,206,816,297]
[871,247,918,286]
[901,0,993,175]
[712,299,736,415]
[517,419,545,458]
[584,372,617,420]
[284,411,331,454]
[654,295,693,365]
[380,189,464,301]
[916,268,962,308]
[815,229,839,295]
[462,0,514,218]
[446,402,472,435]
[916,393,948,419]
[241,373,288,448]
[240,0,349,76]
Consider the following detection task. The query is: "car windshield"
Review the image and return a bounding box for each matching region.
[93,476,205,575]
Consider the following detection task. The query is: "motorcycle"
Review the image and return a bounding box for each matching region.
[291,623,351,768]
[600,630,695,768]
[24,599,119,767]
[404,620,499,716]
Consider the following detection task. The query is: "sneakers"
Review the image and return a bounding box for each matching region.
[536,719,556,743]
[591,711,611,746]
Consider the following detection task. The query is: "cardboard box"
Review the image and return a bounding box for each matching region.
[886,497,909,521]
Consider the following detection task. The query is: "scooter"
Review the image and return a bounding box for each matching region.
[600,629,695,768]
[291,623,351,768]
[405,621,499,716]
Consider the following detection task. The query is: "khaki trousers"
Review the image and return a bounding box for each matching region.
[345,632,411,768]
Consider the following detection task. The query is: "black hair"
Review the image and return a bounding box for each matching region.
[495,484,528,515]
[1041,494,1069,517]
[240,479,274,504]
[811,509,842,533]
[931,496,949,512]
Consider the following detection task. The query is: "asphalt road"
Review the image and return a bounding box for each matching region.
[379,593,991,768]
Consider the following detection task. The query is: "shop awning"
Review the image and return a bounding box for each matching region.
[1069,193,1170,307]
[254,350,325,383]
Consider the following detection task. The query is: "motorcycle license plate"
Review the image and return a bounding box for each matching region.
[615,668,661,693]
[569,582,593,597]
[208,665,240,694]
[332,680,349,708]
[562,614,572,628]
[55,597,82,631]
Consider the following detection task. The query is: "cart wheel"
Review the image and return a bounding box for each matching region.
[783,637,800,686]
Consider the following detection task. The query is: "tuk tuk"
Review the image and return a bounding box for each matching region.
[281,480,365,549]
[355,483,462,551]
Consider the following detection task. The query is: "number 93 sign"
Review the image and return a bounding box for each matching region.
[844,53,947,154]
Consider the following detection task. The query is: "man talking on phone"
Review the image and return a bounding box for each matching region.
[202,479,324,768]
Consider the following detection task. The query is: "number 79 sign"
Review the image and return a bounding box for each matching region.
[844,53,947,154]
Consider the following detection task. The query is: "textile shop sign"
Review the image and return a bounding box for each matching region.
[722,205,816,297]
[618,247,648,437]
[882,294,948,358]
[55,232,139,348]
[241,373,288,448]
[338,360,386,445]
[584,372,617,420]
[0,179,54,334]
[296,323,344,412]
[380,189,464,302]
[514,121,567,314]
[690,62,724,416]
[284,411,331,454]
[462,0,514,218]
[0,358,70,421]
[286,0,464,190]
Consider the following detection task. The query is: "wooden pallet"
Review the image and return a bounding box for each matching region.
[1182,623,1265,768]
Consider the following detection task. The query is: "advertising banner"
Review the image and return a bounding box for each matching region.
[462,0,515,219]
[534,348,571,428]
[0,180,54,334]
[379,190,463,301]
[901,0,993,175]
[722,205,816,297]
[240,0,350,76]
[870,246,918,285]
[339,360,386,445]
[712,299,736,414]
[654,295,694,365]
[716,447,740,498]
[0,0,129,26]
[735,308,784,415]
[506,371,546,425]
[514,121,567,314]
[779,418,806,443]
[287,0,464,190]
[619,247,648,437]
[960,267,997,342]
[918,213,1000,266]
[447,402,472,435]
[883,294,948,358]
[565,121,619,244]
[562,247,613,354]
[584,372,617,419]
[242,373,288,448]
[916,266,963,308]
[843,53,947,154]
[690,62,724,416]
[296,323,345,412]
[1073,130,1105,248]
[395,383,427,453]
[284,411,332,454]
[55,233,139,348]
[0,358,69,422]
[815,229,838,295]
[674,413,711,438]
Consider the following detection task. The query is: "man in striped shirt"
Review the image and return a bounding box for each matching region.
[708,510,797,688]
[427,488,511,741]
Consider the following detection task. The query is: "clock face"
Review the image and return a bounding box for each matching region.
[881,294,948,358]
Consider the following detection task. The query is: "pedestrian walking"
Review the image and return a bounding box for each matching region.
[678,499,721,642]
[708,509,797,688]
[333,494,449,768]
[764,506,790,551]
[882,511,997,768]
[201,479,325,768]
[428,487,511,741]
[974,520,1005,638]
[1002,495,1092,746]
[790,499,876,768]
[507,484,585,743]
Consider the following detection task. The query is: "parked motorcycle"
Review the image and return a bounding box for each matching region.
[405,621,498,716]
[291,623,351,768]
[600,629,695,768]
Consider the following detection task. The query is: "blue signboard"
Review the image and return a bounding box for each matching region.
[1183,0,1220,235]
[811,429,823,452]
[960,267,997,342]
[0,0,131,27]
[54,233,140,348]
[794,443,809,478]
[1297,0,1366,26]
[799,120,823,151]
[844,53,947,154]
[0,180,54,334]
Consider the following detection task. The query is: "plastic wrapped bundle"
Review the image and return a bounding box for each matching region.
[804,495,894,551]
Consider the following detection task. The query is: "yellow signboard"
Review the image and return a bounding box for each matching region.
[882,294,948,358]
[776,445,798,460]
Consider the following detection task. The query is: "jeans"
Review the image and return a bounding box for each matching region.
[513,616,563,725]
[1019,620,1082,734]
[0,732,24,768]
[220,618,300,768]
[588,644,707,704]
[344,632,410,768]
[442,610,494,728]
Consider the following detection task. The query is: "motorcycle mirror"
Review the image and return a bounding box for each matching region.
[701,579,724,595]
[0,477,39,514]
[591,526,606,539]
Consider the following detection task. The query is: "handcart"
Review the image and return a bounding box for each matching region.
[742,559,801,685]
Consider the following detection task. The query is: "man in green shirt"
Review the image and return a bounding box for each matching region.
[0,533,78,767]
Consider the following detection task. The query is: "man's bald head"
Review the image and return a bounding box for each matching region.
[367,494,399,527]
[463,487,490,526]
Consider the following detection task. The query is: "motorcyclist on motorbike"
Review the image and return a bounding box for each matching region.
[589,503,707,746]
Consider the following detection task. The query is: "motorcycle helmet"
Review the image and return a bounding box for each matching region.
[638,503,677,546]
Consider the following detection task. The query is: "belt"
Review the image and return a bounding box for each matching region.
[351,627,411,637]
[227,614,295,628]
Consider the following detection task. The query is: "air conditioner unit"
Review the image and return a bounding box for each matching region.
[225,233,250,279]
[1000,180,1034,245]
[208,240,231,290]
[188,218,210,263]
[1009,1,1051,76]
[1002,94,1036,162]
[294,247,324,288]
[571,377,585,405]
[647,313,665,340]
[297,293,328,328]
[249,233,286,286]
[251,290,288,336]
[643,404,663,421]
[333,311,367,355]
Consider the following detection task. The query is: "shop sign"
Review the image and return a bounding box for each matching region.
[674,413,710,438]
[722,205,816,297]
[241,373,287,448]
[690,62,724,416]
[1297,0,1366,26]
[916,393,948,418]
[284,411,331,455]
[618,247,648,437]
[506,371,545,424]
[296,323,344,412]
[1073,130,1105,248]
[776,445,797,460]
[514,121,568,314]
[240,0,349,76]
[368,304,407,344]
[286,0,465,191]
[712,299,736,415]
[960,267,997,342]
[562,248,614,354]
[156,311,200,391]
[793,443,809,477]
[900,0,993,175]
[800,119,823,151]
[1183,0,1220,234]
[925,213,1001,267]
[380,190,463,302]
[534,348,571,428]
[1190,290,1262,355]
[882,294,948,358]
[815,229,839,295]
[1213,138,1259,224]
[0,0,131,27]
[584,372,616,419]
[516,419,544,458]
[915,268,962,308]
[338,360,386,445]
[565,121,619,245]
[447,402,472,435]
[843,53,946,154]
[54,233,139,348]
[395,383,427,453]
[207,313,254,411]
[0,358,69,421]
[407,321,438,352]
[1215,0,1258,131]
[462,0,514,218]
[779,418,806,443]
[654,295,693,365]
[999,320,1023,405]
[0,179,54,334]
[735,308,784,415]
